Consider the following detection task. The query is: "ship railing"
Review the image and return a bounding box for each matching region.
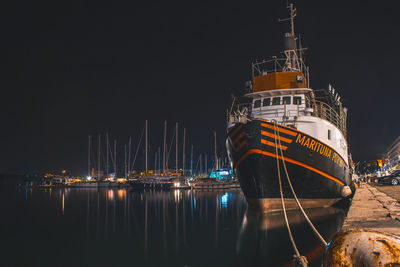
[251,106,305,118]
[249,101,347,135]
[251,57,310,87]
[311,100,347,136]
[252,58,288,76]
[228,98,347,136]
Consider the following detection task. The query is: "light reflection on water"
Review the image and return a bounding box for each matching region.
[0,187,349,266]
[1,188,247,266]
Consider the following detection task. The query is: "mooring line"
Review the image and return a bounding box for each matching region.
[272,121,308,267]
[274,122,328,247]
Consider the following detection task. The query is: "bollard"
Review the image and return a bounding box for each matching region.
[324,229,400,266]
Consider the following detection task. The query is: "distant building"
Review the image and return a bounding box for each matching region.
[386,136,400,168]
[357,160,379,175]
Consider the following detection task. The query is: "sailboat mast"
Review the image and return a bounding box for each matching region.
[163,120,167,175]
[175,122,178,176]
[154,151,157,175]
[106,133,109,178]
[88,135,91,178]
[158,146,161,174]
[214,131,218,171]
[183,128,186,176]
[128,137,131,178]
[190,145,193,176]
[205,154,207,175]
[98,134,101,180]
[145,120,148,174]
[114,140,117,178]
[199,154,202,174]
[124,144,127,178]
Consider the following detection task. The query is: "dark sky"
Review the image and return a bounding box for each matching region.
[1,0,399,175]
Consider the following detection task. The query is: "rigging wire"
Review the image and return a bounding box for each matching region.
[131,125,145,171]
[166,126,176,169]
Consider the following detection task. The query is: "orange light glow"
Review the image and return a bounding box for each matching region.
[107,189,114,200]
[117,189,126,200]
[62,192,65,215]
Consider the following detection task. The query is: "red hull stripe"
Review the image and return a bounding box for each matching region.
[235,148,345,186]
[261,130,293,143]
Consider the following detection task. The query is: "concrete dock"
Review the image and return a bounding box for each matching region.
[343,182,400,236]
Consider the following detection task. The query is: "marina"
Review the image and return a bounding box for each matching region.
[2,0,400,266]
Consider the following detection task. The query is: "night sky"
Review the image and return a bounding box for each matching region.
[1,0,399,175]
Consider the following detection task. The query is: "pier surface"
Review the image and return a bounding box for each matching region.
[343,182,400,236]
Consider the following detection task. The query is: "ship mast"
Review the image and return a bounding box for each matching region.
[279,3,301,72]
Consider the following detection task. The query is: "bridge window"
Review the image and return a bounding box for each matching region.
[283,96,291,105]
[263,98,271,106]
[272,97,281,105]
[293,96,302,105]
[254,99,261,108]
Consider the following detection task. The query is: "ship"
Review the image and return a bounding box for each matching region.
[226,3,355,212]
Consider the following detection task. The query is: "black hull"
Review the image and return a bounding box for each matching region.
[226,119,354,211]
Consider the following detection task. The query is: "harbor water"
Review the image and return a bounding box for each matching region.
[0,186,350,266]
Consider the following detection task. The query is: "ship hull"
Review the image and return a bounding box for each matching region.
[226,119,353,212]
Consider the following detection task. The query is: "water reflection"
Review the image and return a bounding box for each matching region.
[236,203,350,267]
[7,187,349,266]
[61,191,64,215]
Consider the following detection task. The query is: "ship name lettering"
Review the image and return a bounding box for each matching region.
[295,134,306,145]
[295,133,344,166]
[303,138,310,148]
[315,142,322,153]
[309,140,316,150]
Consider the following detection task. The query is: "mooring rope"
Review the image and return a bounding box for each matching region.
[274,122,328,247]
[272,121,308,267]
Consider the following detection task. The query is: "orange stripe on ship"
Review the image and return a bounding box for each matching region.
[261,139,287,150]
[232,132,244,145]
[261,123,297,137]
[235,148,344,186]
[261,130,293,144]
[228,124,243,138]
[235,140,247,151]
[253,118,348,167]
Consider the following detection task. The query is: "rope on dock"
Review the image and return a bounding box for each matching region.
[273,121,328,247]
[272,121,308,267]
